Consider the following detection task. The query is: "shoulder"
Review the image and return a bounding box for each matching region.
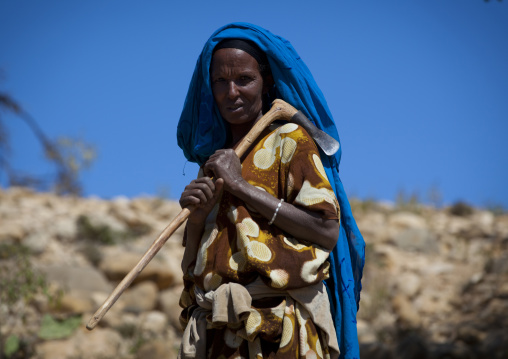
[267,123,313,142]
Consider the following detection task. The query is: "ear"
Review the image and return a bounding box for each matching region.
[262,74,274,95]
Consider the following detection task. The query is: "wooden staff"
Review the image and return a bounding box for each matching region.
[86,99,296,330]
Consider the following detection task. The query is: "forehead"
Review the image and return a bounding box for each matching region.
[210,48,260,74]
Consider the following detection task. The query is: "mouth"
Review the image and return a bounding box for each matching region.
[227,103,243,112]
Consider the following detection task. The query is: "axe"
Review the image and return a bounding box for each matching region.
[86,99,339,330]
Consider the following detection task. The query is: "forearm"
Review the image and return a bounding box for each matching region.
[229,180,339,251]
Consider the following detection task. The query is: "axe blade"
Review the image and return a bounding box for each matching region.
[291,111,340,156]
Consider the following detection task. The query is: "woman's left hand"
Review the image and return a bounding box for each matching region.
[203,149,245,192]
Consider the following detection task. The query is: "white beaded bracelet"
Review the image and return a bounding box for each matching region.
[268,199,284,225]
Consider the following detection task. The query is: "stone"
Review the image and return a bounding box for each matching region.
[35,327,123,359]
[360,342,393,359]
[494,215,508,239]
[447,216,471,235]
[394,333,427,359]
[100,306,138,331]
[393,228,439,254]
[357,319,377,343]
[57,289,95,314]
[0,221,25,241]
[3,187,508,358]
[480,329,508,358]
[110,196,153,230]
[119,281,159,313]
[155,201,182,220]
[159,284,184,329]
[99,247,178,289]
[392,295,421,329]
[82,211,128,234]
[457,324,485,344]
[395,272,421,298]
[140,311,168,336]
[36,339,76,359]
[52,217,78,241]
[389,212,426,229]
[38,264,112,293]
[428,342,474,359]
[356,212,386,238]
[137,339,177,359]
[471,211,494,236]
[22,232,50,254]
[73,327,124,359]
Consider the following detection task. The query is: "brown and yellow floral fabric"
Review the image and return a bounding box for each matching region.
[180,123,340,358]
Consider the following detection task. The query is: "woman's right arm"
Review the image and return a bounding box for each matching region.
[179,177,224,273]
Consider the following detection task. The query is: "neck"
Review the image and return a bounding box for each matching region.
[227,110,264,147]
[229,120,255,147]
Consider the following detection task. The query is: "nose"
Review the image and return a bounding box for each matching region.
[227,81,239,99]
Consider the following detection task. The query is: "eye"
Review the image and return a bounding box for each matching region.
[238,75,254,85]
[212,77,226,86]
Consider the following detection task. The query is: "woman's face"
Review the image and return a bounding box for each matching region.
[210,48,265,127]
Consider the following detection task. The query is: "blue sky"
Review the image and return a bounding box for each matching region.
[1,0,507,208]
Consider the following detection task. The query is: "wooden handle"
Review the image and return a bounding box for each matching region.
[86,99,295,330]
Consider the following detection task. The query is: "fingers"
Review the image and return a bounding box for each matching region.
[203,149,241,182]
[213,178,224,200]
[179,177,216,208]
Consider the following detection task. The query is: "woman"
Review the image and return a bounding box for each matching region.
[177,23,365,359]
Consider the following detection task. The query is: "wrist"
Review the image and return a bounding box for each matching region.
[227,176,249,196]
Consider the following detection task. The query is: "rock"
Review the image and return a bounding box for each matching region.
[155,200,182,220]
[57,289,95,314]
[22,232,50,254]
[52,217,78,241]
[36,327,123,359]
[110,196,153,230]
[356,212,386,238]
[471,211,495,237]
[371,311,397,338]
[480,329,508,359]
[81,211,128,235]
[357,319,377,343]
[485,253,508,274]
[456,323,485,345]
[140,311,168,336]
[360,342,393,359]
[36,339,76,359]
[394,333,427,359]
[0,220,25,241]
[99,247,178,289]
[3,187,508,359]
[392,295,421,329]
[393,228,439,254]
[494,215,508,239]
[395,272,421,298]
[120,281,159,313]
[428,342,474,359]
[73,327,124,358]
[159,284,185,329]
[38,265,112,293]
[137,339,177,359]
[99,306,139,331]
[389,212,426,229]
[447,216,471,235]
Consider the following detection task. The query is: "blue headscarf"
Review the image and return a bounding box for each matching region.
[177,22,365,358]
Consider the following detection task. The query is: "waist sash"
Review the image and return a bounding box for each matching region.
[179,278,339,359]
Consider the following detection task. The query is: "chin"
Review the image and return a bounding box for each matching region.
[223,113,254,126]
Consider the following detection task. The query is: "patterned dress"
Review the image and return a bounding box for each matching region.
[180,123,340,359]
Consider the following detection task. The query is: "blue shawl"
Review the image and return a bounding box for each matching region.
[177,22,365,358]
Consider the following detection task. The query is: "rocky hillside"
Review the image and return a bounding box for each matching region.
[0,187,507,359]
